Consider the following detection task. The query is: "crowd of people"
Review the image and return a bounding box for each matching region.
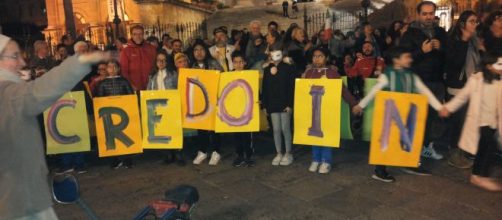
[6,0,502,193]
[18,1,502,189]
[1,1,502,219]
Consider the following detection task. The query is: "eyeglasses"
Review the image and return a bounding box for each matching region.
[467,20,480,25]
[0,53,22,60]
[157,59,167,63]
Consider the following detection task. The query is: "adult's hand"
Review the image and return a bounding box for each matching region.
[421,39,433,53]
[431,39,441,50]
[78,51,111,64]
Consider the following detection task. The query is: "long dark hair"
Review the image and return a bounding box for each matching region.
[481,52,501,83]
[188,39,212,68]
[448,10,477,41]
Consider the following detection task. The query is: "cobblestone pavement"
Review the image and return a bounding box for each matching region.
[54,135,502,220]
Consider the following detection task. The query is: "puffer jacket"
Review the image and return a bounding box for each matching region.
[95,76,134,97]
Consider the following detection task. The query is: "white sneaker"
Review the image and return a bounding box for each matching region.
[318,163,331,174]
[421,143,443,160]
[272,154,283,166]
[308,162,320,172]
[193,151,207,165]
[279,153,293,166]
[208,152,221,166]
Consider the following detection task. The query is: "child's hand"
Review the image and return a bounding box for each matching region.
[352,105,363,116]
[284,107,292,113]
[439,107,450,118]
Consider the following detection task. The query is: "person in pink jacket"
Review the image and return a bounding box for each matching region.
[120,25,157,91]
[440,53,502,191]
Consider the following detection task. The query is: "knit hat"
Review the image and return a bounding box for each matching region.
[174,53,188,61]
[0,34,11,54]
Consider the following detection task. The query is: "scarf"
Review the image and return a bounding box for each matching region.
[410,21,436,39]
[460,36,481,80]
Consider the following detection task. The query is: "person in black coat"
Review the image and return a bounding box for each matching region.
[95,59,135,169]
[444,10,483,169]
[261,50,297,166]
[398,1,447,167]
[95,59,134,97]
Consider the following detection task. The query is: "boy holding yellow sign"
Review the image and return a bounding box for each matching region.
[353,47,443,182]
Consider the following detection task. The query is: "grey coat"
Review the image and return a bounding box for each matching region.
[0,56,91,219]
[147,69,178,90]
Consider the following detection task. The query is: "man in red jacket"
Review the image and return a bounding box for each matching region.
[344,41,385,79]
[120,25,156,90]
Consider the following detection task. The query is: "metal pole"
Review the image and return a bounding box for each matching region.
[113,0,122,40]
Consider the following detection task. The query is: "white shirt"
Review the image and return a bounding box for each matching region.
[480,82,499,129]
[157,69,167,90]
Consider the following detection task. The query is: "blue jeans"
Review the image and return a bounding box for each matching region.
[61,153,85,170]
[312,146,333,164]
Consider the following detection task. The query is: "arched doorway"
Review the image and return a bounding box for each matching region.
[74,12,90,38]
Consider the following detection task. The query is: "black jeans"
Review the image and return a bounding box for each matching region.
[472,127,498,177]
[198,130,221,154]
[230,132,254,159]
[445,93,468,150]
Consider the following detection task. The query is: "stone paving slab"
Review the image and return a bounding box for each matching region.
[53,134,502,220]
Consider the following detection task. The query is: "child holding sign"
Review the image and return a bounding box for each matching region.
[262,49,297,166]
[440,53,502,191]
[303,47,358,174]
[95,59,135,169]
[352,47,442,182]
[229,51,256,167]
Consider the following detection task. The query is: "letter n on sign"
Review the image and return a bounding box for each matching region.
[293,79,342,148]
[93,94,143,157]
[369,91,428,167]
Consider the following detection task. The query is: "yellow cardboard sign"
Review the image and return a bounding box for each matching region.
[93,95,143,157]
[44,91,91,154]
[293,79,342,148]
[140,90,183,149]
[178,68,220,130]
[215,71,260,133]
[369,91,428,167]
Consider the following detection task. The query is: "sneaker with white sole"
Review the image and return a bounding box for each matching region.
[208,152,221,165]
[193,151,208,165]
[308,162,320,172]
[279,153,293,166]
[372,169,396,183]
[421,142,443,160]
[272,154,283,166]
[318,163,331,174]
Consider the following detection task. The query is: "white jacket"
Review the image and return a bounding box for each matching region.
[209,44,235,71]
[445,73,502,154]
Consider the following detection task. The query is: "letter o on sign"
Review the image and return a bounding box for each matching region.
[217,79,254,126]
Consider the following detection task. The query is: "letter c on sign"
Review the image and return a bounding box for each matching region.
[217,79,254,126]
[46,99,81,144]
